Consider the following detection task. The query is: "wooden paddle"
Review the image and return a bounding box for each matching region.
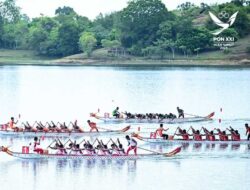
[96,125,130,133]
[137,146,181,157]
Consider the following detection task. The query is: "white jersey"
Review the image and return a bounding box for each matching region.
[128,138,137,146]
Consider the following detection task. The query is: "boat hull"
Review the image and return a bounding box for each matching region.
[0,130,125,138]
[139,137,250,145]
[91,112,215,124]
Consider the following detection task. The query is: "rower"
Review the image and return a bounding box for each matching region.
[125,135,137,155]
[112,107,120,118]
[47,122,56,132]
[177,107,184,118]
[70,143,83,155]
[109,138,122,155]
[214,129,227,141]
[60,122,70,132]
[202,127,216,141]
[22,122,33,131]
[117,138,125,155]
[191,127,202,141]
[227,126,241,141]
[155,124,169,140]
[176,127,190,140]
[49,141,67,155]
[36,121,45,131]
[32,137,44,154]
[245,123,250,141]
[87,120,99,132]
[72,120,83,132]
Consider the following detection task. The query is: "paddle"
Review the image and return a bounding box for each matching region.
[96,125,130,133]
[137,146,182,157]
[170,127,179,140]
[185,112,215,118]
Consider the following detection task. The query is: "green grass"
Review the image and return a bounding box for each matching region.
[0,49,54,64]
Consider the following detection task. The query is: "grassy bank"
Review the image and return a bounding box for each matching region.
[0,49,55,64]
[0,35,249,66]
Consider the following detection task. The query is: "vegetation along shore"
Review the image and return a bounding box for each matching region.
[0,0,249,66]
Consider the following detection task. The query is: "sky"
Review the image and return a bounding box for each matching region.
[16,0,231,20]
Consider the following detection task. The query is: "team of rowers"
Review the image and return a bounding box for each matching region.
[2,117,100,133]
[153,123,250,141]
[113,107,184,119]
[30,136,138,156]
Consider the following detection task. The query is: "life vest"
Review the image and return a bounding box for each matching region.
[194,134,202,141]
[9,120,14,129]
[182,134,189,140]
[232,134,240,141]
[129,138,137,146]
[218,132,224,141]
[223,135,229,141]
[156,128,163,137]
[209,135,215,141]
[89,122,97,128]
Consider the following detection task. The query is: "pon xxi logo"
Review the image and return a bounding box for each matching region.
[209,11,238,35]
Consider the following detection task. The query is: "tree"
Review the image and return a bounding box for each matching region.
[55,6,76,16]
[79,32,97,57]
[119,0,171,54]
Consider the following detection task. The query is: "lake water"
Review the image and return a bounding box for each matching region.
[0,65,250,190]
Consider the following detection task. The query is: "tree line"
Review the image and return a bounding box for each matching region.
[0,0,249,58]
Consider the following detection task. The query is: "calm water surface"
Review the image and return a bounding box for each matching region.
[0,65,250,190]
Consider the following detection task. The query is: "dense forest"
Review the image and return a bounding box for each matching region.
[0,0,250,58]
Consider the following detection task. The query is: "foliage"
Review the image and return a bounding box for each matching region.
[0,0,249,58]
[79,32,97,57]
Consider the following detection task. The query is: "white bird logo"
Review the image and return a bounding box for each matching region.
[209,11,238,35]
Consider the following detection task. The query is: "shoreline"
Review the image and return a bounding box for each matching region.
[0,58,250,67]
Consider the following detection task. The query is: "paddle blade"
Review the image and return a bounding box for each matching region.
[90,113,96,117]
[121,125,130,132]
[164,146,182,157]
[207,112,215,118]
[131,133,143,140]
[0,146,8,152]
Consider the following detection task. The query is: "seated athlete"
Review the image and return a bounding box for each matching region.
[175,127,190,140]
[32,137,44,154]
[112,107,120,118]
[190,126,203,141]
[202,127,216,141]
[87,120,99,132]
[71,120,83,132]
[227,126,241,141]
[155,124,169,139]
[214,129,229,141]
[8,117,20,131]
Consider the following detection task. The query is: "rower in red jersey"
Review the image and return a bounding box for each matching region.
[227,126,241,141]
[191,126,203,141]
[202,127,216,141]
[155,124,169,139]
[245,123,250,141]
[215,129,229,141]
[87,120,99,132]
[176,127,190,140]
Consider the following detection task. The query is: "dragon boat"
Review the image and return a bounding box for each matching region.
[0,126,130,137]
[90,112,215,124]
[134,135,250,145]
[0,146,181,160]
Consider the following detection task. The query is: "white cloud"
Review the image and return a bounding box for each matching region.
[16,0,230,20]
